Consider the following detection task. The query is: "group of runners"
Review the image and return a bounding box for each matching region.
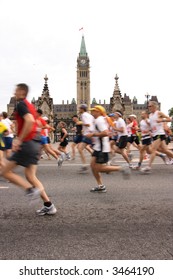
[0,83,173,215]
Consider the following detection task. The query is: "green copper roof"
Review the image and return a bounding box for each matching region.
[80,36,87,57]
[92,98,97,104]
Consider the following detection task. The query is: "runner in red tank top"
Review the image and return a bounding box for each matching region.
[1,83,57,216]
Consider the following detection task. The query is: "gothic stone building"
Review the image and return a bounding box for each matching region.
[7,35,160,125]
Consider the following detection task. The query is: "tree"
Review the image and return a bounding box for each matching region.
[168,107,173,130]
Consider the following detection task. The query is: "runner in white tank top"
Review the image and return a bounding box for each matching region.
[132,111,166,170]
[140,101,173,173]
[149,110,165,137]
[111,111,131,166]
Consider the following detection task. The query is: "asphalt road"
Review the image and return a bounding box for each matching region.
[0,149,173,260]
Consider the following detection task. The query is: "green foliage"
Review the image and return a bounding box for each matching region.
[168,107,173,116]
[168,107,173,130]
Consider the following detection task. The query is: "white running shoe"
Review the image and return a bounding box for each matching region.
[66,153,71,160]
[26,187,40,200]
[140,166,151,174]
[131,164,141,170]
[90,185,107,193]
[62,153,67,160]
[57,157,63,167]
[36,204,57,216]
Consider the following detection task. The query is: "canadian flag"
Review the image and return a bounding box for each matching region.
[79,27,83,31]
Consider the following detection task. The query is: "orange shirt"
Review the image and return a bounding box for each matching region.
[36,117,47,136]
[131,120,138,135]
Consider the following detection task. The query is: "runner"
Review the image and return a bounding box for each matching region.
[0,119,8,172]
[36,109,63,166]
[71,115,83,160]
[57,121,71,160]
[77,104,94,173]
[128,114,141,152]
[140,101,173,173]
[126,117,134,160]
[163,122,173,164]
[132,110,166,170]
[86,105,131,193]
[111,111,131,167]
[1,83,57,215]
[42,117,60,160]
[108,113,118,158]
[0,112,14,158]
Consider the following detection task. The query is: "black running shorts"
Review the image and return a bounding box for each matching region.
[92,150,109,164]
[9,140,41,167]
[116,136,128,149]
[142,137,152,146]
[153,134,166,142]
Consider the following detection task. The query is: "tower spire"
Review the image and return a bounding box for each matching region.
[79,36,87,57]
[114,74,120,91]
[42,74,49,95]
[110,74,125,113]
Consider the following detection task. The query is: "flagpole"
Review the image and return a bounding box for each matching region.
[79,27,84,36]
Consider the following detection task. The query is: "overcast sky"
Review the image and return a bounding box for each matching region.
[0,0,173,114]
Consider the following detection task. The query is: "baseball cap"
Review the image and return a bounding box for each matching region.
[90,105,106,115]
[129,114,137,118]
[79,104,88,110]
[108,113,115,117]
[42,116,48,120]
[114,111,123,117]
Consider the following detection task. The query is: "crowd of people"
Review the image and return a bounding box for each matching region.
[0,83,173,216]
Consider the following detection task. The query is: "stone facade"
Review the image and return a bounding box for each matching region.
[31,75,54,123]
[7,97,16,117]
[7,36,160,124]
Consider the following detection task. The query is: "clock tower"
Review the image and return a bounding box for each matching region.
[77,36,90,112]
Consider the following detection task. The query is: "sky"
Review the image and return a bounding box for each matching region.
[0,0,173,114]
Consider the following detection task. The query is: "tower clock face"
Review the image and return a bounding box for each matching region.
[80,59,86,65]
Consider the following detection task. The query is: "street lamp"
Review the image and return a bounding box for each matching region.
[145,93,150,109]
[53,115,58,143]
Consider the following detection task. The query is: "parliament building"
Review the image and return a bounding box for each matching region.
[7,36,160,127]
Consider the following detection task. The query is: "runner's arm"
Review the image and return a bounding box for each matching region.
[157,111,171,123]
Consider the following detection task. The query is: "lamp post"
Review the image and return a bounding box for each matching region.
[145,93,150,109]
[53,115,58,143]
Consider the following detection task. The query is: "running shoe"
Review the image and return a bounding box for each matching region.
[90,185,107,193]
[78,166,88,173]
[159,154,168,164]
[120,165,131,179]
[66,153,71,160]
[131,165,140,170]
[61,153,66,161]
[57,157,63,167]
[140,166,151,174]
[26,187,40,200]
[164,156,171,165]
[36,204,57,216]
